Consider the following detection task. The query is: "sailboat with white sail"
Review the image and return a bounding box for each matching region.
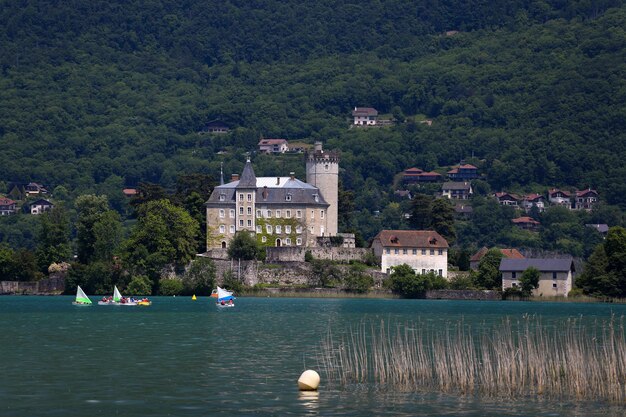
[215,286,235,308]
[72,286,92,306]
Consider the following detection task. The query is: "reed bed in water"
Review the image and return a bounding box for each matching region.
[318,315,626,402]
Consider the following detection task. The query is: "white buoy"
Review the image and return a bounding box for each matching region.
[298,370,320,391]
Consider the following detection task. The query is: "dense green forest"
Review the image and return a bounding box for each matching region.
[1,0,625,295]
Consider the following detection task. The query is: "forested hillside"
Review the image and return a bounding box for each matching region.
[1,0,625,252]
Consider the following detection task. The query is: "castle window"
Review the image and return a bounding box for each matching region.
[256,225,262,233]
[286,210,291,218]
[285,225,291,234]
[320,210,324,219]
[247,193,252,202]
[230,225,235,234]
[309,226,314,234]
[394,249,399,255]
[219,209,225,218]
[430,249,435,255]
[219,225,225,233]
[266,225,272,234]
[219,194,225,201]
[296,210,302,218]
[276,225,282,234]
[256,210,261,218]
[438,249,443,255]
[247,220,252,227]
[247,207,252,215]
[276,210,281,218]
[239,220,244,227]
[296,225,303,233]
[324,164,329,171]
[403,249,407,255]
[296,238,302,246]
[230,209,235,218]
[267,210,272,218]
[412,249,417,255]
[386,248,390,254]
[313,194,319,202]
[422,249,426,255]
[311,210,315,219]
[439,269,443,276]
[285,238,291,245]
[239,193,244,201]
[286,194,292,201]
[262,236,267,243]
[239,207,244,215]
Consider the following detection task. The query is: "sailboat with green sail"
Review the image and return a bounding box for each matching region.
[72,285,92,306]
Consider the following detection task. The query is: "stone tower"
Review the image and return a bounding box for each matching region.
[235,158,257,233]
[306,142,339,235]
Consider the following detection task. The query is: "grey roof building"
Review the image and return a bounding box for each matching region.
[500,257,575,297]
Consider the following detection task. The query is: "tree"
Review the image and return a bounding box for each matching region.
[127,275,153,295]
[343,264,374,293]
[121,199,199,281]
[182,257,216,295]
[519,266,540,297]
[430,198,456,245]
[36,206,71,273]
[474,249,504,289]
[75,195,116,264]
[409,193,433,229]
[386,264,448,298]
[227,232,260,260]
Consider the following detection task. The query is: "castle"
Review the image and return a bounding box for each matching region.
[205,142,339,250]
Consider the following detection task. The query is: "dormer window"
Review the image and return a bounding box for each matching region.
[286,193,292,201]
[313,194,319,202]
[219,194,225,201]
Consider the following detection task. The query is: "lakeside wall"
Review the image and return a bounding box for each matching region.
[0,276,64,295]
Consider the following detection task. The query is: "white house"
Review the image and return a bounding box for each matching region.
[351,107,378,125]
[29,199,54,215]
[500,257,575,297]
[371,230,449,277]
[258,138,289,154]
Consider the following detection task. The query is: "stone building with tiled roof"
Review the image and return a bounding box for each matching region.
[500,257,575,297]
[205,142,338,250]
[371,230,449,277]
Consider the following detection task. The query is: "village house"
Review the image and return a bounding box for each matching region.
[371,230,449,277]
[402,168,442,184]
[574,188,599,210]
[258,138,289,154]
[521,193,546,212]
[494,192,522,207]
[469,247,525,270]
[122,188,138,198]
[204,120,230,134]
[351,107,378,126]
[447,163,479,181]
[548,188,572,208]
[0,197,17,215]
[500,257,575,297]
[29,199,54,215]
[205,142,339,250]
[512,216,540,231]
[441,182,473,200]
[24,182,48,196]
[585,223,609,237]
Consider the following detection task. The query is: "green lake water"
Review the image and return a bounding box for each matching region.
[1,296,625,416]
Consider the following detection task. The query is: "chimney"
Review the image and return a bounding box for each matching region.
[231,174,239,182]
[290,172,295,180]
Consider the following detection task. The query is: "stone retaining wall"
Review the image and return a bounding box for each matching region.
[0,276,65,295]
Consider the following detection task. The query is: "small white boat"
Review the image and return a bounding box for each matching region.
[72,285,92,306]
[98,286,137,305]
[215,286,235,308]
